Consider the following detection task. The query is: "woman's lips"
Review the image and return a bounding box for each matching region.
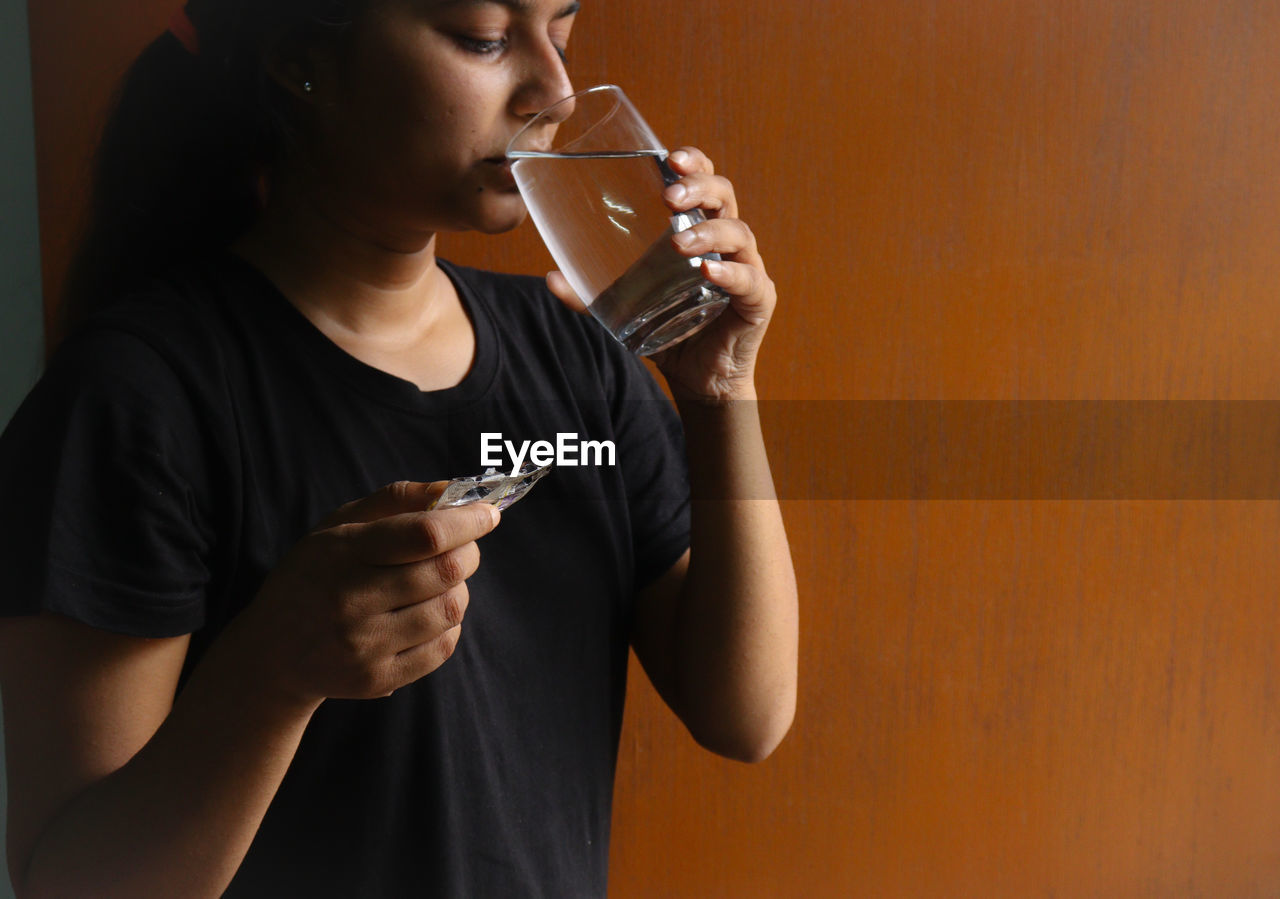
[484,157,518,189]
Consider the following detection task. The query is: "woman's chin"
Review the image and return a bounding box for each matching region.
[469,197,530,235]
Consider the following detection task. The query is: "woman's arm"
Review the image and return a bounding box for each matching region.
[631,399,798,763]
[0,615,314,899]
[612,147,798,763]
[1,484,498,898]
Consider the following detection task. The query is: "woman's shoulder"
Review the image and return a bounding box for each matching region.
[438,260,568,324]
[76,253,250,342]
[439,259,638,383]
[35,252,278,435]
[62,251,286,380]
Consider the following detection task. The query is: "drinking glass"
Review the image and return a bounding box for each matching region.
[506,85,730,356]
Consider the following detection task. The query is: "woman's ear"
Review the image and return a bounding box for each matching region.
[261,30,332,103]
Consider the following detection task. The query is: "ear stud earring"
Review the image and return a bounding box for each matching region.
[303,81,314,93]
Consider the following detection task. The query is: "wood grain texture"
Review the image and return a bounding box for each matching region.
[26,0,1280,895]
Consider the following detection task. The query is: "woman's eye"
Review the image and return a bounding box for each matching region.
[452,31,566,63]
[456,35,508,55]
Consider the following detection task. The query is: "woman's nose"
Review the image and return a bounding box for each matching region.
[512,42,575,122]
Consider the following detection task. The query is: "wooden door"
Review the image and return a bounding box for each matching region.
[26,1,1280,895]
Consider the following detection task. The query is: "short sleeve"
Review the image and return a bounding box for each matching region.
[0,329,215,637]
[604,349,691,590]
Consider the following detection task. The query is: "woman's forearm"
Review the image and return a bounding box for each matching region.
[17,624,319,899]
[672,395,799,762]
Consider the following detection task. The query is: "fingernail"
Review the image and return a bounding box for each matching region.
[673,229,697,249]
[488,505,501,525]
[704,259,725,277]
[666,183,688,204]
[669,150,690,167]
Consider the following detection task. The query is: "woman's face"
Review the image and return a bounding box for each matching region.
[307,0,579,240]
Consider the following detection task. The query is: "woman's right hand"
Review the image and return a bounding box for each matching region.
[228,481,500,707]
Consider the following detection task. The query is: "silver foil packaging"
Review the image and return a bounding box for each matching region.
[427,464,552,511]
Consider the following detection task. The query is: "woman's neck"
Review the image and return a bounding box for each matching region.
[231,171,451,339]
[230,174,477,392]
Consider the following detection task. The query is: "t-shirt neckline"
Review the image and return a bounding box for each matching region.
[220,252,501,415]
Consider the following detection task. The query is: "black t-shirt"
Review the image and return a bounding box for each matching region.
[0,253,690,897]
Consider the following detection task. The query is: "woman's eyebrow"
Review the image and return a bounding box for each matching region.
[436,0,582,18]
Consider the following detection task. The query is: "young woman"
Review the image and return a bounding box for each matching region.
[0,1,797,895]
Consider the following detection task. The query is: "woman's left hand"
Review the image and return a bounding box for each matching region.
[548,146,777,405]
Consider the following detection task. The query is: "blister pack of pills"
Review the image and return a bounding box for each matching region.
[427,464,553,511]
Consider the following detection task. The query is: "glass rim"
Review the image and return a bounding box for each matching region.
[505,84,662,158]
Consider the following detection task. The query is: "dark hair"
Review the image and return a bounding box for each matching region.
[56,0,363,347]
